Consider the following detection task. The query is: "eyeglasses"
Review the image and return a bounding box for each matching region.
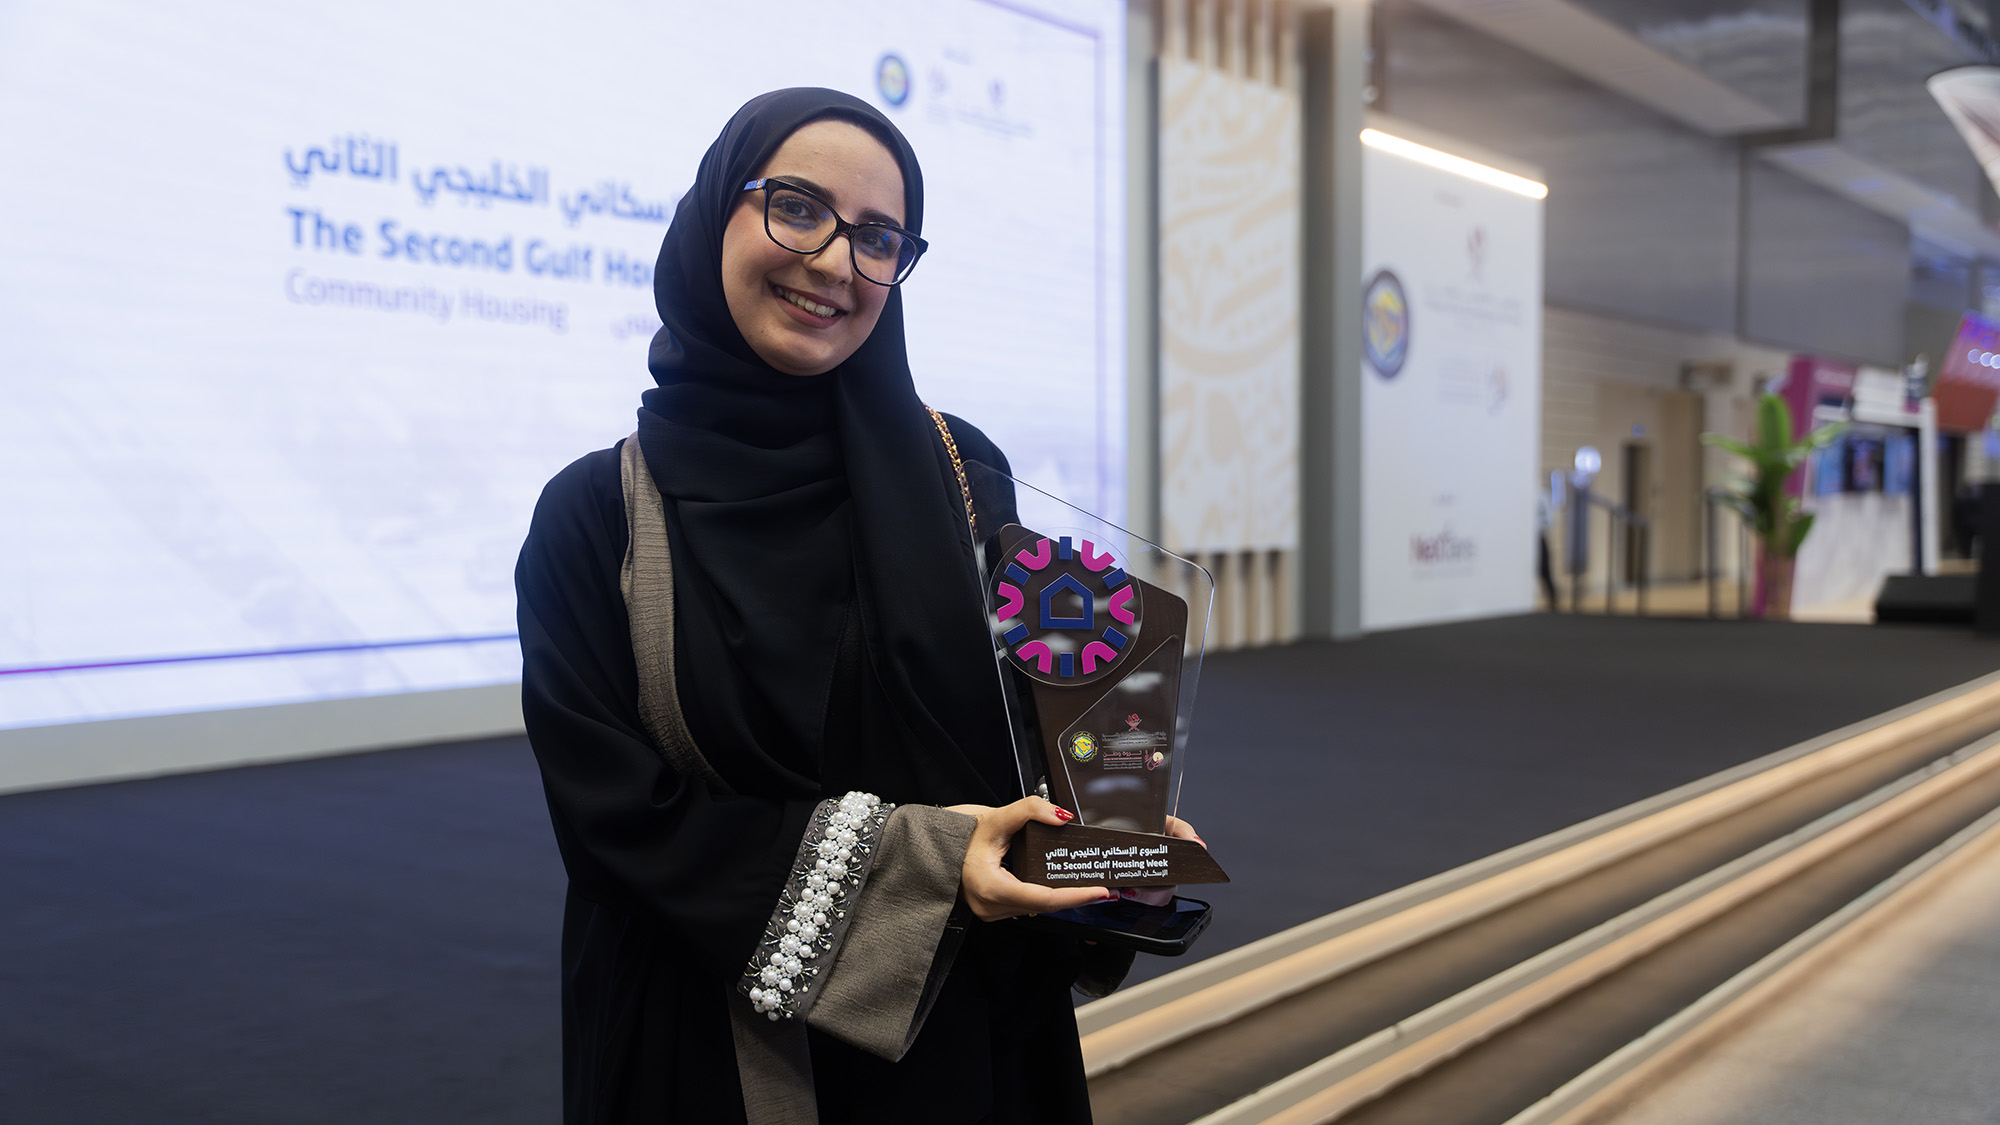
[741,177,927,286]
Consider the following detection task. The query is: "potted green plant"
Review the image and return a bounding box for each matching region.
[1701,393,1845,620]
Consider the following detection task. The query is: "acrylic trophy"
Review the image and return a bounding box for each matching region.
[962,462,1228,889]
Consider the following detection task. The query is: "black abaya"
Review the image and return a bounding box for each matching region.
[516,87,1100,1124]
[519,428,1093,1125]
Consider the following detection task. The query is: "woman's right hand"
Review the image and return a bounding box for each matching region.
[945,797,1114,922]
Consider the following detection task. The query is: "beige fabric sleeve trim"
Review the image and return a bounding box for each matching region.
[806,804,977,1061]
[728,997,818,1125]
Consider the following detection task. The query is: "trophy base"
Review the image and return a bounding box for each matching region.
[1006,821,1230,887]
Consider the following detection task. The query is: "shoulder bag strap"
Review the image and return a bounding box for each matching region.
[923,405,977,540]
[622,434,820,1123]
[618,432,732,794]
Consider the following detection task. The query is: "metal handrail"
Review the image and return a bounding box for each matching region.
[1588,495,1650,616]
[1564,492,1650,616]
[1704,487,1751,619]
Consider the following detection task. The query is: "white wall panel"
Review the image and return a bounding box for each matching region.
[1360,133,1544,630]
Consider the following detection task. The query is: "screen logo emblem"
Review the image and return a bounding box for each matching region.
[877,54,911,107]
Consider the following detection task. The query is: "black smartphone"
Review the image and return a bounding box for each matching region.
[1013,895,1212,956]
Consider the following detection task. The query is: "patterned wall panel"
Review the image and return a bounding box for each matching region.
[1158,0,1303,558]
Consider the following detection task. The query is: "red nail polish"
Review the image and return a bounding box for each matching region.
[1054,807,1075,822]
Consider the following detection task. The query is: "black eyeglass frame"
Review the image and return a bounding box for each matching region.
[741,177,928,286]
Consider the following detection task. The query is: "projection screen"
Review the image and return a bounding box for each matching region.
[0,0,1126,729]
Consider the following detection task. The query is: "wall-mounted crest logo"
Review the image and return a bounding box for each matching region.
[1068,731,1098,762]
[990,532,1141,686]
[877,53,911,108]
[1363,269,1410,379]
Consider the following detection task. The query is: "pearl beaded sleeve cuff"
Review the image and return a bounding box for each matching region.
[739,791,894,1022]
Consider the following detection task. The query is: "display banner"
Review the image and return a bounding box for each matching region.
[0,0,1123,729]
[1158,34,1302,555]
[1359,136,1543,630]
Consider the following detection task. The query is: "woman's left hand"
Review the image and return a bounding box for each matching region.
[945,797,1117,922]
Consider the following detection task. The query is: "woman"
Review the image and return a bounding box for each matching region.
[516,88,1176,1124]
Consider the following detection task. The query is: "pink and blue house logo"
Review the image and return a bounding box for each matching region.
[991,533,1141,685]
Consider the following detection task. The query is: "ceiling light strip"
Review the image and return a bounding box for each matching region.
[1360,128,1549,200]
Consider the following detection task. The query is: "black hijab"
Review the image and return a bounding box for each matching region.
[637,87,1016,808]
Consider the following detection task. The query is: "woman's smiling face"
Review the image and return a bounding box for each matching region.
[720,119,907,376]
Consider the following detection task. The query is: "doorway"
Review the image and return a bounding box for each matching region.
[1595,382,1703,586]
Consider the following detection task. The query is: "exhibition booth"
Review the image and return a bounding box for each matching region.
[1783,356,1938,613]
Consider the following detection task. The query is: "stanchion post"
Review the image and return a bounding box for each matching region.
[1604,507,1616,615]
[1639,522,1650,616]
[1567,476,1588,616]
[1738,525,1749,618]
[1705,492,1718,620]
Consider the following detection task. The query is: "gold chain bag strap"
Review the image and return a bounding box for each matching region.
[924,405,977,540]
